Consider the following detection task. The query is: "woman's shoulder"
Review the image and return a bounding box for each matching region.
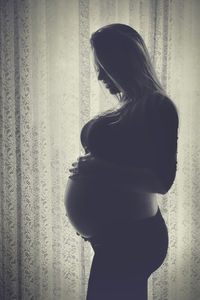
[144,92,179,130]
[124,92,163,125]
[145,92,178,116]
[145,91,167,106]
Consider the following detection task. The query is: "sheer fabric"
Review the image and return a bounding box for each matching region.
[0,0,200,299]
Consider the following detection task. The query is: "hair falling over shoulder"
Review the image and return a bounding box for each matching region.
[90,23,168,125]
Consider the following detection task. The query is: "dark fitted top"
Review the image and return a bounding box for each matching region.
[80,93,179,192]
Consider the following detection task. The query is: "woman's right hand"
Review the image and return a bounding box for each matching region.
[69,153,98,178]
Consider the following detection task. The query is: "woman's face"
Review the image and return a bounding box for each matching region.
[97,65,120,94]
[93,50,121,95]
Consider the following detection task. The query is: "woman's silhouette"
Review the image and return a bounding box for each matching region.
[65,23,179,300]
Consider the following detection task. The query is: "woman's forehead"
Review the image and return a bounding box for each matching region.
[92,49,101,66]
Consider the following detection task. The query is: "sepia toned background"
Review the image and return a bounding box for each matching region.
[0,0,200,299]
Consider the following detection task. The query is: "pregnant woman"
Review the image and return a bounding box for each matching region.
[65,24,179,300]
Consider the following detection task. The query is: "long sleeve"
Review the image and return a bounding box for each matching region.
[145,97,179,192]
[80,94,179,194]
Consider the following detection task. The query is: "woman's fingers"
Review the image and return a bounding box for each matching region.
[78,156,87,162]
[72,162,78,167]
[78,153,93,162]
[69,167,78,173]
[69,154,94,175]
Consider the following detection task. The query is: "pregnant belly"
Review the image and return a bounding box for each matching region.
[65,175,131,238]
[64,175,158,238]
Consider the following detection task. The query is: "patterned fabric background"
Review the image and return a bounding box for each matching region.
[0,0,200,299]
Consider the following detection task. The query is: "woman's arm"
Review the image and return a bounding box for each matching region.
[69,154,167,194]
[69,98,178,195]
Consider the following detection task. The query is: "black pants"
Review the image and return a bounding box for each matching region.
[85,207,168,300]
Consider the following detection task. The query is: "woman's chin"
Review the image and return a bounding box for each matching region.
[107,86,120,94]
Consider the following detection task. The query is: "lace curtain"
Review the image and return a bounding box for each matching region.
[0,0,200,299]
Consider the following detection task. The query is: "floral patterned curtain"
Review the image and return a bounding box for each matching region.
[0,0,200,299]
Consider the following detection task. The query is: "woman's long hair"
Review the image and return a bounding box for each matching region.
[90,23,167,124]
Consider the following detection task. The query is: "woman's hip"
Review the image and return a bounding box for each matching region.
[88,207,168,276]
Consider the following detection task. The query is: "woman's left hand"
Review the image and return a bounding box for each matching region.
[69,153,102,177]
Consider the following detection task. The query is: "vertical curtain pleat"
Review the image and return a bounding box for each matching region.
[1,2,18,299]
[79,0,91,296]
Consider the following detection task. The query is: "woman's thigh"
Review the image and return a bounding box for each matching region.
[87,254,148,300]
[86,207,168,297]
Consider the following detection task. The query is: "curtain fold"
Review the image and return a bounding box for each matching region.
[0,0,200,299]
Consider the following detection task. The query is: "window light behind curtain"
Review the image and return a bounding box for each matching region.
[0,0,200,299]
